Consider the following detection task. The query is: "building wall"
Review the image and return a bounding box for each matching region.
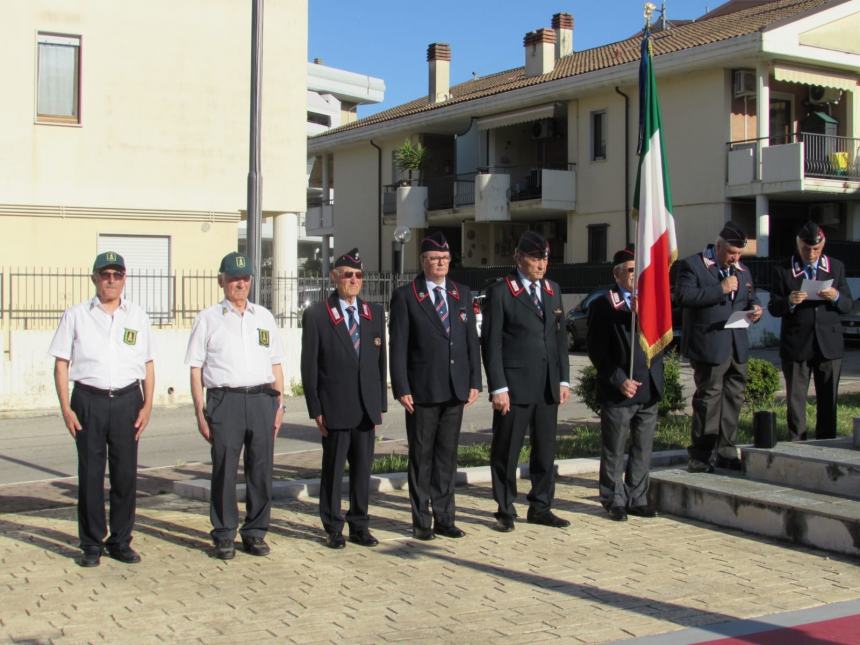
[1,0,307,269]
[332,144,381,266]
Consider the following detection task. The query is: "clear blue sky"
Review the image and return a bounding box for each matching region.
[309,0,717,117]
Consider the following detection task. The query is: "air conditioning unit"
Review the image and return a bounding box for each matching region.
[810,86,842,105]
[733,69,756,98]
[531,118,556,140]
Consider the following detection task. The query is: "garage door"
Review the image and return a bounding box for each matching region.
[98,235,171,322]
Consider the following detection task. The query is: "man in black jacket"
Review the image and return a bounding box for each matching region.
[768,221,852,440]
[676,222,762,472]
[389,232,482,540]
[587,248,663,521]
[481,231,571,532]
[301,249,387,549]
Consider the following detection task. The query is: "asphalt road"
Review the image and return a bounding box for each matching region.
[2,348,860,487]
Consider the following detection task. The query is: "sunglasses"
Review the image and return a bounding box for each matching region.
[341,271,363,279]
[98,270,126,280]
[626,268,635,273]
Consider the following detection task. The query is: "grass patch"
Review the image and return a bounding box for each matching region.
[367,394,860,474]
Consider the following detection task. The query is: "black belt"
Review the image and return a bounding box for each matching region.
[209,385,280,397]
[74,381,140,398]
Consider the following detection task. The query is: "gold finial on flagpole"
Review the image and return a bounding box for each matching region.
[644,2,656,26]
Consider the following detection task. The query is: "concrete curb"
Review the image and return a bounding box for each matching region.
[173,448,689,502]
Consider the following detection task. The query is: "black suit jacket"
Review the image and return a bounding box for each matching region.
[768,254,852,361]
[676,249,760,365]
[481,271,569,404]
[389,275,482,404]
[301,292,387,429]
[587,287,664,407]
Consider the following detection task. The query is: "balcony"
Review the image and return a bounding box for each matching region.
[726,132,860,198]
[305,197,334,235]
[382,182,427,228]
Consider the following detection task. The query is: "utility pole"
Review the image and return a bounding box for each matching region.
[247,0,263,302]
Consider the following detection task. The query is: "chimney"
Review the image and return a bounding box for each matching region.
[523,29,556,77]
[427,43,451,104]
[552,12,573,59]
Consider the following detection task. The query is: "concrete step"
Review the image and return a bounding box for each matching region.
[650,468,860,557]
[742,438,860,500]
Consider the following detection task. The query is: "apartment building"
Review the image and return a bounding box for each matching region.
[307,0,860,272]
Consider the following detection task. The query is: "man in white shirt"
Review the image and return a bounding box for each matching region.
[186,252,285,560]
[49,252,155,567]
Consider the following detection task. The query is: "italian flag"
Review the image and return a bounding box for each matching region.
[632,32,678,365]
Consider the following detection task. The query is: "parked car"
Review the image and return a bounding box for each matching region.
[565,286,682,353]
[841,298,860,342]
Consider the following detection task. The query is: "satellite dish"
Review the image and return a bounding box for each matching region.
[394,226,412,244]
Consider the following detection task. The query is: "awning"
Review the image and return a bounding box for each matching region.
[476,104,556,130]
[773,63,857,91]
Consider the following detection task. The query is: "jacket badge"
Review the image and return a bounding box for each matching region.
[123,328,138,346]
[374,336,382,347]
[459,310,467,323]
[412,281,429,302]
[258,328,270,347]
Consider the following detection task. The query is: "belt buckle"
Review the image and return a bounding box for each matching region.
[108,388,115,398]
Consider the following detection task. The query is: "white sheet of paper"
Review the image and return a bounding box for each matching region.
[800,278,833,300]
[724,310,753,329]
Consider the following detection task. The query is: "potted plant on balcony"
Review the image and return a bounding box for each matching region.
[394,138,426,186]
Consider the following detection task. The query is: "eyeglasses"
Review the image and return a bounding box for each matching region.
[341,271,363,279]
[424,256,451,264]
[98,270,126,280]
[626,268,635,274]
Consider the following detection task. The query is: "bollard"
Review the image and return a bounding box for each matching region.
[853,418,860,449]
[753,411,776,449]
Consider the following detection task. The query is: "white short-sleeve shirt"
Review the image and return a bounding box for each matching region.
[48,297,154,390]
[185,299,284,389]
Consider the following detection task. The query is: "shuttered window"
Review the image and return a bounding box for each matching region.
[98,235,171,321]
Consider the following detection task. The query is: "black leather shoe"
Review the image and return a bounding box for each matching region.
[106,544,141,564]
[526,510,570,528]
[434,524,465,538]
[325,532,346,549]
[349,530,379,547]
[494,515,515,532]
[241,536,271,556]
[687,458,714,474]
[628,505,658,518]
[78,548,102,568]
[214,540,235,560]
[608,506,628,522]
[413,527,435,541]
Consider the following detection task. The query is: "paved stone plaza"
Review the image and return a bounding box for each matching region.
[2,474,859,644]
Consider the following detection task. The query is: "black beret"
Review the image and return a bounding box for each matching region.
[797,221,825,245]
[516,231,550,258]
[719,221,747,248]
[612,248,635,266]
[420,231,449,254]
[334,248,362,269]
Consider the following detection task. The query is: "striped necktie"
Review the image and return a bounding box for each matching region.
[530,282,544,318]
[346,306,360,356]
[434,286,450,335]
[806,264,816,280]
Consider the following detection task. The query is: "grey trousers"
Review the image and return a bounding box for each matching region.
[207,390,276,542]
[689,356,747,462]
[783,357,841,440]
[599,401,658,509]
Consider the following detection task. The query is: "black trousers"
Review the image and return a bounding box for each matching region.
[207,390,276,542]
[783,357,841,440]
[490,386,558,519]
[405,400,464,530]
[319,416,375,534]
[72,385,142,550]
[689,356,747,463]
[599,401,658,509]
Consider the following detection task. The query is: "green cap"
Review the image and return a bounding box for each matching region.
[93,251,125,272]
[219,252,253,276]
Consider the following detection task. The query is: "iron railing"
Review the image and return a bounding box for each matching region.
[727,132,860,180]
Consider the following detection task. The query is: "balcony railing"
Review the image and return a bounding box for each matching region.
[423,174,477,210]
[727,132,860,182]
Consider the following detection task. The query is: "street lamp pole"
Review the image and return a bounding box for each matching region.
[246,0,264,302]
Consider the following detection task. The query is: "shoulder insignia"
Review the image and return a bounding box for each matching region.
[412,281,429,302]
[360,302,372,320]
[505,275,524,297]
[542,280,555,296]
[609,290,627,310]
[735,262,748,273]
[327,305,343,326]
[820,255,831,273]
[701,253,715,269]
[791,256,804,279]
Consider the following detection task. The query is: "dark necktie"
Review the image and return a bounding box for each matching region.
[530,282,543,318]
[806,264,816,280]
[434,286,450,335]
[346,306,360,356]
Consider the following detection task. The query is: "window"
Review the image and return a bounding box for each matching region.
[591,110,607,161]
[36,33,81,124]
[307,111,331,127]
[587,224,608,263]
